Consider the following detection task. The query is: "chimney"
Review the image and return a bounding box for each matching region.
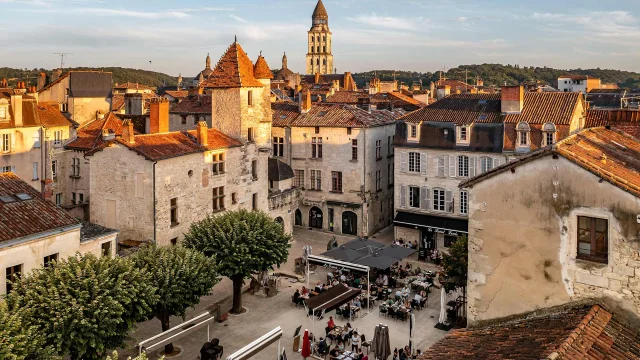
[96,110,105,120]
[149,98,169,134]
[37,72,49,91]
[501,85,524,114]
[26,86,38,101]
[295,84,302,94]
[0,78,7,88]
[14,82,27,95]
[101,128,115,141]
[124,93,144,115]
[299,90,312,114]
[10,93,23,127]
[196,121,208,146]
[436,85,450,100]
[477,79,484,87]
[122,119,135,144]
[314,72,320,84]
[429,82,435,99]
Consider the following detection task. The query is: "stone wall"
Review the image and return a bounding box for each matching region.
[466,155,640,324]
[0,125,43,190]
[168,113,212,132]
[68,97,111,127]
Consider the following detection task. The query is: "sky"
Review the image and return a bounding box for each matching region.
[2,0,640,76]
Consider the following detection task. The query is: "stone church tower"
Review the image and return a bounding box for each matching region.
[306,0,333,75]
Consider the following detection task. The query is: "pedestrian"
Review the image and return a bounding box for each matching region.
[351,331,360,351]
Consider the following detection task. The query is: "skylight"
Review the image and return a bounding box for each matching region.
[478,100,487,105]
[15,193,32,201]
[318,111,328,117]
[280,115,288,119]
[0,195,16,204]
[478,114,488,121]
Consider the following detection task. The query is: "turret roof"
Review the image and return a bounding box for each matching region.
[202,41,264,88]
[254,54,274,80]
[312,0,328,19]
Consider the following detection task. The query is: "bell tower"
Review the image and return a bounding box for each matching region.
[306,0,333,75]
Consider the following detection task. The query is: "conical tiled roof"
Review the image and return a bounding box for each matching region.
[201,41,264,88]
[312,0,328,19]
[254,54,274,80]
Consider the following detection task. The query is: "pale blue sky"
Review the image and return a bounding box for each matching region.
[2,0,639,76]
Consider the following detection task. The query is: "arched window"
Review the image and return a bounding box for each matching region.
[323,59,326,65]
[516,122,530,147]
[316,46,320,53]
[323,35,326,42]
[323,46,326,52]
[317,58,320,65]
[310,59,313,66]
[542,122,556,146]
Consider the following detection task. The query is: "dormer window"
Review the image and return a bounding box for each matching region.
[542,122,556,146]
[457,125,470,144]
[0,106,6,120]
[516,122,530,147]
[409,125,417,139]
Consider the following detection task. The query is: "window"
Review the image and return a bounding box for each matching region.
[388,163,393,185]
[212,186,225,211]
[1,133,10,152]
[543,123,556,146]
[5,264,22,294]
[32,162,38,180]
[351,139,358,160]
[310,170,321,190]
[252,193,258,210]
[331,171,342,192]
[545,132,554,146]
[410,125,417,138]
[247,127,255,142]
[181,115,187,124]
[444,235,457,248]
[312,137,322,158]
[72,192,77,205]
[458,155,469,177]
[78,193,84,204]
[480,156,493,173]
[33,131,40,148]
[101,241,112,256]
[170,198,178,226]
[517,122,530,146]
[232,192,238,204]
[0,166,10,173]
[44,253,58,267]
[433,188,445,211]
[408,152,420,173]
[347,127,352,135]
[409,186,420,208]
[251,160,258,179]
[294,170,304,188]
[51,160,58,178]
[0,106,6,119]
[55,193,62,206]
[212,153,225,175]
[273,137,284,157]
[460,190,468,215]
[457,126,468,142]
[388,136,393,155]
[71,158,80,177]
[577,216,608,263]
[248,90,253,106]
[376,140,382,159]
[376,170,381,191]
[53,130,62,146]
[315,126,320,134]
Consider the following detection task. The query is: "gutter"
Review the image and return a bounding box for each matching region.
[0,223,82,250]
[362,127,367,236]
[153,161,157,244]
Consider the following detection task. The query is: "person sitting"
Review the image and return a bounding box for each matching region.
[327,316,336,329]
[337,339,345,351]
[301,286,308,296]
[383,274,389,287]
[332,279,340,286]
[353,298,361,308]
[395,289,403,301]
[412,349,421,359]
[412,240,418,249]
[356,348,364,360]
[293,289,302,305]
[329,345,340,359]
[399,349,407,360]
[392,348,399,360]
[412,292,422,308]
[405,263,412,272]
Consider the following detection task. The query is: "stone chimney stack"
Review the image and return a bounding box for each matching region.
[14,82,27,95]
[10,93,23,127]
[149,98,169,134]
[314,72,320,84]
[101,128,115,141]
[0,78,7,88]
[501,85,524,114]
[26,86,38,101]
[299,90,312,114]
[477,78,484,87]
[125,93,144,115]
[436,85,450,100]
[122,119,135,144]
[37,72,49,91]
[196,121,208,146]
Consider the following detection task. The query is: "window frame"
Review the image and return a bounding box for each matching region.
[248,90,253,106]
[351,139,358,160]
[460,190,468,215]
[331,171,343,192]
[51,160,58,178]
[44,253,58,267]
[212,153,225,175]
[576,215,609,264]
[516,122,531,147]
[294,169,305,188]
[0,106,6,119]
[251,160,258,179]
[480,156,493,173]
[212,186,225,212]
[101,241,112,257]
[273,137,284,157]
[170,198,178,226]
[310,170,322,190]
[5,264,22,294]
[409,186,420,208]
[433,188,445,212]
[312,137,323,159]
[53,130,63,146]
[457,125,469,143]
[458,155,469,178]
[376,140,382,160]
[376,170,381,191]
[410,125,417,138]
[1,133,10,152]
[247,127,255,142]
[71,157,80,177]
[408,152,421,173]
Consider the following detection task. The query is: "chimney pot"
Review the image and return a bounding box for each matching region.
[300,90,312,113]
[122,119,135,144]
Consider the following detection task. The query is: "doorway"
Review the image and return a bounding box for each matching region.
[309,207,323,229]
[342,211,358,235]
[295,209,302,226]
[328,208,334,231]
[420,230,436,260]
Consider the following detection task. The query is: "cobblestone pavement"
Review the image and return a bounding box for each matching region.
[118,226,449,359]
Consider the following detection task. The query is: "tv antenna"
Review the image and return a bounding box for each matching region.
[54,53,73,69]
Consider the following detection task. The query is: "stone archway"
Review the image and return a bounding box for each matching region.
[275,216,284,229]
[309,207,323,229]
[342,211,358,235]
[295,209,302,226]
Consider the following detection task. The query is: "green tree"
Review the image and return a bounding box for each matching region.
[0,302,57,360]
[131,245,220,354]
[183,209,291,313]
[6,253,159,360]
[440,236,468,292]
[106,350,163,360]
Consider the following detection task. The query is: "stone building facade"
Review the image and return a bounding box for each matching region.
[461,128,640,324]
[306,0,334,75]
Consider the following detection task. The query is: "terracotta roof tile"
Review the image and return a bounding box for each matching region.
[585,109,613,127]
[420,304,640,360]
[170,95,211,114]
[325,91,425,111]
[186,128,243,150]
[164,90,189,100]
[399,94,502,125]
[312,0,328,19]
[504,92,583,125]
[271,102,300,127]
[113,82,154,90]
[435,79,475,93]
[65,112,128,151]
[0,173,80,243]
[111,94,125,111]
[36,102,74,128]
[253,55,274,80]
[272,103,395,128]
[201,42,264,88]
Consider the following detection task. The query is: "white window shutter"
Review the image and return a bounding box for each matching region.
[420,153,427,175]
[469,156,477,177]
[445,190,453,213]
[400,185,406,208]
[425,187,431,210]
[10,134,15,152]
[400,152,408,173]
[420,186,428,210]
[438,155,445,177]
[448,155,456,178]
[11,166,16,173]
[493,158,501,168]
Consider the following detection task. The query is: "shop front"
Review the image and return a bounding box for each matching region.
[393,211,468,261]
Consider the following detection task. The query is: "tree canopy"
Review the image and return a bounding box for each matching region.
[440,236,468,292]
[131,245,220,354]
[0,301,57,360]
[6,253,159,360]
[183,209,291,313]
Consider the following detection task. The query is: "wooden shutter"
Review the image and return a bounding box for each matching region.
[420,153,427,175]
[420,186,428,210]
[493,157,501,168]
[10,134,15,152]
[400,152,408,173]
[400,185,406,208]
[445,190,453,213]
[469,156,477,177]
[438,155,445,177]
[448,155,456,178]
[426,187,431,210]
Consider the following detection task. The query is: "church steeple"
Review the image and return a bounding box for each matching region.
[282,52,288,69]
[306,0,333,75]
[205,53,211,69]
[312,0,328,25]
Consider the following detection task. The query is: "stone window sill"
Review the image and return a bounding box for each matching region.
[576,255,608,265]
[170,222,180,228]
[387,154,394,158]
[350,159,358,163]
[330,190,343,194]
[69,175,81,179]
[376,157,383,161]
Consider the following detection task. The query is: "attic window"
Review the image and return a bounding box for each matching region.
[478,114,487,121]
[0,195,16,204]
[279,115,288,119]
[478,100,487,105]
[318,111,328,117]
[15,193,32,201]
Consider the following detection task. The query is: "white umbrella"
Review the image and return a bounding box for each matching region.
[438,287,447,324]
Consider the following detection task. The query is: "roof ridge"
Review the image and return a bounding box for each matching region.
[550,305,611,358]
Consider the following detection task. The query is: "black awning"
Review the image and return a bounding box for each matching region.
[304,284,361,312]
[393,212,468,234]
[326,200,361,208]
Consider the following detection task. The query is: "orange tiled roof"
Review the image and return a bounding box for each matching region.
[420,304,640,360]
[271,101,300,127]
[253,55,274,80]
[0,172,80,243]
[164,90,189,100]
[65,112,128,151]
[113,82,154,90]
[272,103,396,128]
[201,41,264,88]
[186,128,243,150]
[170,95,211,114]
[36,102,74,128]
[399,93,502,125]
[436,79,474,93]
[504,92,583,125]
[585,109,612,127]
